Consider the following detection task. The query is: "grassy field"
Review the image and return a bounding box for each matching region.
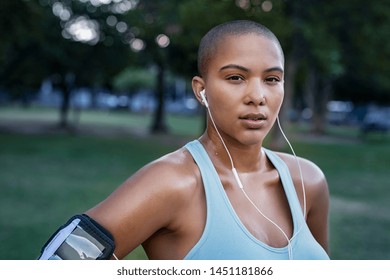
[0,106,389,259]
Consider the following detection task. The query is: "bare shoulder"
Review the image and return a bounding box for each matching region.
[85,146,200,258]
[137,146,201,201]
[275,151,327,190]
[274,151,329,213]
[99,146,200,215]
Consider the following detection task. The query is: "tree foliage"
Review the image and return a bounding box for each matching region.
[0,1,48,99]
[113,67,155,93]
[1,0,389,134]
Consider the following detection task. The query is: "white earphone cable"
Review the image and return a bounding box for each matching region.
[206,106,299,259]
[276,117,307,220]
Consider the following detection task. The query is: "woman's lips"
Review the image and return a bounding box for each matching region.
[239,113,267,129]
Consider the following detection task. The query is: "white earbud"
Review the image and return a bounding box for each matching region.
[200,89,209,108]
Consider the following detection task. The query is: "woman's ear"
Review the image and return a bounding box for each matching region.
[192,76,205,104]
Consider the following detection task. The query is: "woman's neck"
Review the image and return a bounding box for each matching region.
[199,131,266,173]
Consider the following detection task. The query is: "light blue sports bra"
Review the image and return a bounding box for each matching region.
[184,140,329,260]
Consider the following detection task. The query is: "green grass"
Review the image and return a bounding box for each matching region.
[0,133,171,260]
[0,105,204,137]
[293,141,390,259]
[0,106,389,259]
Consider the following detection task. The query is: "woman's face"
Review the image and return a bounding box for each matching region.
[200,33,285,147]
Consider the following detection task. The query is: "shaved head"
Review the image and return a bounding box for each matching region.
[197,20,284,77]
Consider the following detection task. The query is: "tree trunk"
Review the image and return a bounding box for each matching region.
[59,81,71,129]
[312,78,331,134]
[58,73,75,129]
[150,61,169,133]
[305,69,331,134]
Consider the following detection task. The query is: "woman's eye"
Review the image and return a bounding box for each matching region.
[227,75,244,81]
[264,77,281,84]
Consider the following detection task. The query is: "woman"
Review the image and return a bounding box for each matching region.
[40,20,330,260]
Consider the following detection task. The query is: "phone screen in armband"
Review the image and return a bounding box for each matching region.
[50,223,106,260]
[39,214,115,260]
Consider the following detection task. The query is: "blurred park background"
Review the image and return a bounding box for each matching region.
[0,0,389,260]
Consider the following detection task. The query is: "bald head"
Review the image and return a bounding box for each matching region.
[197,20,284,77]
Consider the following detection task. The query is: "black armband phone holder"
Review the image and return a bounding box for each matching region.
[38,214,115,260]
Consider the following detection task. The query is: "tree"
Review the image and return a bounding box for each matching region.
[0,1,48,104]
[0,0,133,128]
[38,0,133,128]
[281,0,390,134]
[2,0,388,136]
[333,0,390,105]
[303,1,344,134]
[119,0,186,133]
[113,67,155,94]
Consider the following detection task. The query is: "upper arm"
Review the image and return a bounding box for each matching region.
[303,160,329,253]
[85,152,193,259]
[299,157,329,253]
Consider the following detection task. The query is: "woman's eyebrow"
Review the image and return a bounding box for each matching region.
[264,66,284,74]
[219,64,284,74]
[219,64,250,72]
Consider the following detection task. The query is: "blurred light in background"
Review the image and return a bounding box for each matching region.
[61,16,99,45]
[235,0,273,12]
[156,34,170,48]
[79,0,138,14]
[115,21,128,33]
[110,0,138,14]
[49,0,140,45]
[52,2,72,21]
[261,1,273,12]
[106,15,118,26]
[235,0,250,10]
[130,38,145,52]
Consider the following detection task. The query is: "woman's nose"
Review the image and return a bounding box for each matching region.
[246,79,266,106]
